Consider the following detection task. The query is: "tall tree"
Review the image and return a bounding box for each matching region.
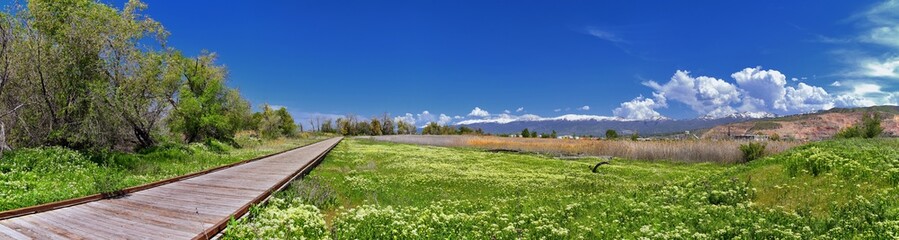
[168,52,249,143]
[380,113,394,135]
[275,107,297,137]
[257,104,281,139]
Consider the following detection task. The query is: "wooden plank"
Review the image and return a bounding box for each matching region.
[0,218,66,240]
[101,199,220,224]
[0,137,343,240]
[66,205,195,239]
[82,203,208,235]
[0,223,31,240]
[29,214,90,239]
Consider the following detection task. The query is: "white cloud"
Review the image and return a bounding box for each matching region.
[859,57,899,78]
[732,67,788,111]
[578,105,590,111]
[586,27,626,43]
[612,94,667,120]
[831,81,843,87]
[553,108,561,112]
[438,114,452,125]
[455,113,621,125]
[784,83,835,112]
[834,94,877,108]
[791,77,799,82]
[644,70,741,115]
[394,113,416,124]
[467,107,490,117]
[503,109,511,114]
[454,115,463,119]
[516,107,524,112]
[858,0,899,49]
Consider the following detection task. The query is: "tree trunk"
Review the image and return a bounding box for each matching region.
[0,121,9,159]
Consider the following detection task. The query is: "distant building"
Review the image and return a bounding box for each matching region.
[733,134,769,141]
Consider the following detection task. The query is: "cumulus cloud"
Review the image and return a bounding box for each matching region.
[618,66,890,118]
[394,113,416,124]
[553,108,561,112]
[467,107,490,117]
[784,83,835,112]
[516,107,524,112]
[613,94,667,120]
[732,67,788,111]
[407,111,455,126]
[578,105,590,111]
[643,70,741,115]
[504,109,511,114]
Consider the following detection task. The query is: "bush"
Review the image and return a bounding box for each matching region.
[836,112,883,139]
[739,142,766,162]
[785,147,841,177]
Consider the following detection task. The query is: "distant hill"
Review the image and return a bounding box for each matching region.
[701,106,899,140]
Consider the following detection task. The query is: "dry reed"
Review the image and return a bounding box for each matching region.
[463,136,800,163]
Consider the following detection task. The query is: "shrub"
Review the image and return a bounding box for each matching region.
[222,198,329,239]
[605,129,618,139]
[739,142,767,162]
[836,112,883,139]
[279,177,337,208]
[785,147,841,177]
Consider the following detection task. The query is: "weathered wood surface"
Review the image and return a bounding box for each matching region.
[0,137,342,240]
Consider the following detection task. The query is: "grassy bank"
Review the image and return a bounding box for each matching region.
[0,136,324,211]
[225,138,898,239]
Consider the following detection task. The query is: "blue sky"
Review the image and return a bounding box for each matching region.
[124,0,898,126]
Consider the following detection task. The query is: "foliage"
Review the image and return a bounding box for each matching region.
[605,129,618,139]
[229,139,899,238]
[395,120,415,135]
[0,137,321,211]
[222,198,329,240]
[836,112,883,139]
[738,142,766,162]
[0,0,257,151]
[521,128,530,138]
[276,107,298,137]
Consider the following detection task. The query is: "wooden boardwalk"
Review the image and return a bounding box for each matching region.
[0,137,342,240]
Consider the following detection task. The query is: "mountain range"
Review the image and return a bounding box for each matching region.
[457,111,775,136]
[457,107,899,138]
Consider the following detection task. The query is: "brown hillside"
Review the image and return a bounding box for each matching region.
[702,111,899,141]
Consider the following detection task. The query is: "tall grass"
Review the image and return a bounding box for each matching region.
[462,136,799,163]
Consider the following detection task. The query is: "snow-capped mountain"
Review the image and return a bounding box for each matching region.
[698,111,777,120]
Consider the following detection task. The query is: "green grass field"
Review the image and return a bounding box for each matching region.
[0,137,323,211]
[227,138,898,239]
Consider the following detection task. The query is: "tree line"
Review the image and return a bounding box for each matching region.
[0,0,299,155]
[310,114,484,136]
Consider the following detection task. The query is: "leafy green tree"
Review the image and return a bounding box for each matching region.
[168,52,249,143]
[605,129,619,139]
[370,118,382,136]
[257,104,282,139]
[630,132,639,141]
[836,112,883,139]
[380,114,394,135]
[422,122,441,135]
[530,131,537,138]
[550,130,557,139]
[275,107,297,137]
[396,120,416,134]
[521,128,530,138]
[321,119,335,133]
[862,112,883,138]
[458,126,474,135]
